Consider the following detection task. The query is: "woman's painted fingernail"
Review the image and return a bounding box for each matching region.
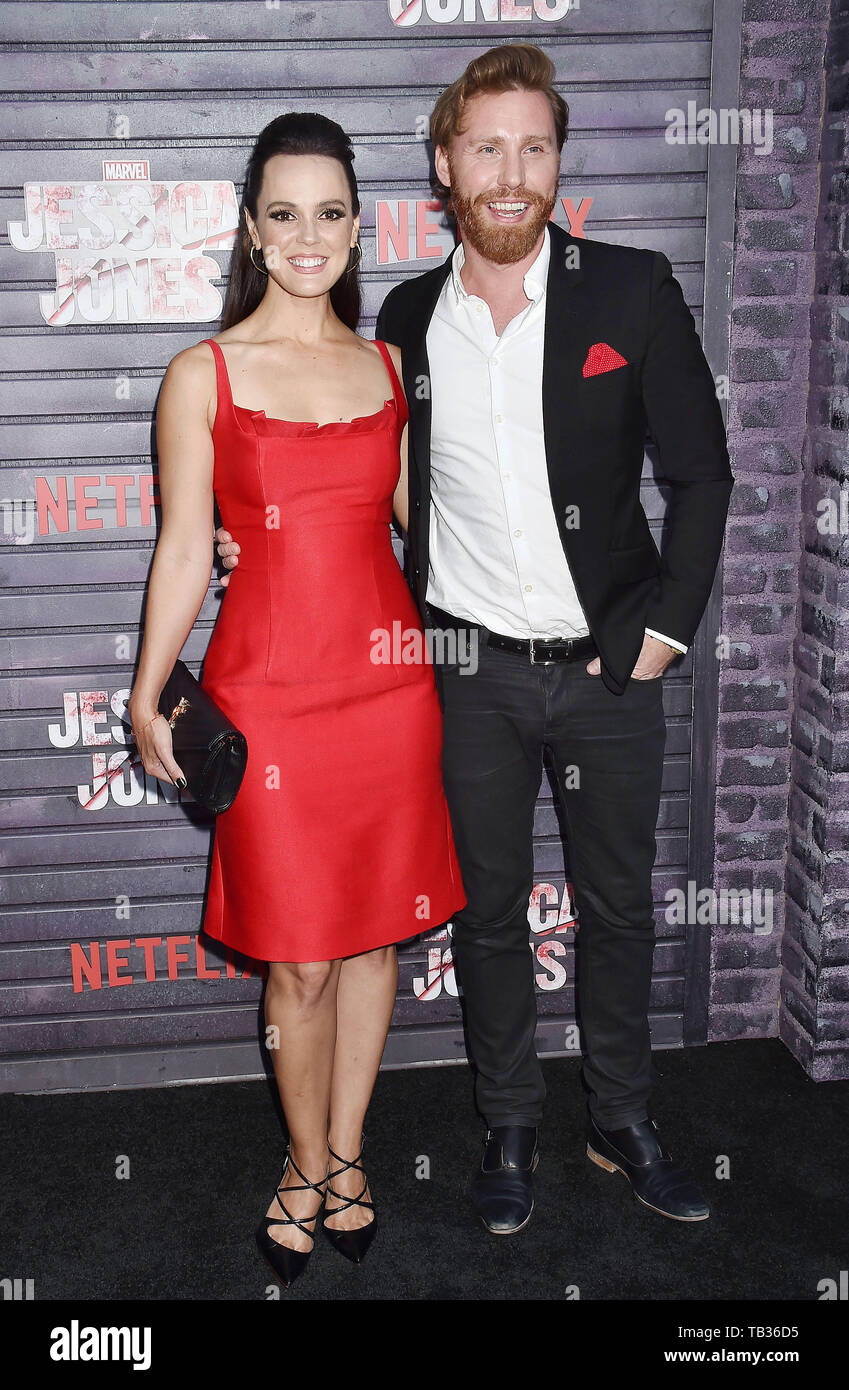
[176,776,187,789]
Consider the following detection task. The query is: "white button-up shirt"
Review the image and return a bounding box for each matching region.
[424,224,687,654]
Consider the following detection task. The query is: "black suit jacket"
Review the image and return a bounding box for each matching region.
[375,220,734,695]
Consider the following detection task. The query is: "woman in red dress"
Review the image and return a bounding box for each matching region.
[128,113,465,1288]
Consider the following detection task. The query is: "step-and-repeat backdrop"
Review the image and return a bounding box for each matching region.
[1,0,729,1092]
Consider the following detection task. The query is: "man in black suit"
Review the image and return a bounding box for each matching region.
[218,43,733,1235]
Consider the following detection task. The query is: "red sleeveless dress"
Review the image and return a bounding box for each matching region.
[197,337,466,962]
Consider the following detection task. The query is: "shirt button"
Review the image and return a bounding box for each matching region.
[524,584,533,592]
[495,413,503,424]
[503,471,511,480]
[514,529,523,538]
[492,355,501,366]
[475,303,484,313]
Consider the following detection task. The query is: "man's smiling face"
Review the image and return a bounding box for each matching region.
[434,87,561,265]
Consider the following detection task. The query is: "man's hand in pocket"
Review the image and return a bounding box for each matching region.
[586,634,678,679]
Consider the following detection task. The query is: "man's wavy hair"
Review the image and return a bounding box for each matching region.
[429,43,569,202]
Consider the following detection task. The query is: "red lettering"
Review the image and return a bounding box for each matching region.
[71,941,102,993]
[415,200,443,259]
[139,472,158,526]
[106,938,133,986]
[134,936,161,981]
[74,475,103,530]
[376,200,409,265]
[35,475,69,535]
[560,197,593,239]
[167,935,192,979]
[195,936,221,980]
[105,474,135,527]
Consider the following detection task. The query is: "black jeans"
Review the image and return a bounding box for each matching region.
[432,614,667,1131]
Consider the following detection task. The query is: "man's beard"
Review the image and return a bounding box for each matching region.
[449,172,557,265]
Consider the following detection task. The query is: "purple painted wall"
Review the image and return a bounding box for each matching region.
[785,0,849,1077]
[714,0,849,1078]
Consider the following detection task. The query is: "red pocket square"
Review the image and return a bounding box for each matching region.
[582,342,629,377]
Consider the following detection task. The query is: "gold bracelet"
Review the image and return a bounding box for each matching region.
[136,712,162,735]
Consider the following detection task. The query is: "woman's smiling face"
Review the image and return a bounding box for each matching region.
[245,152,360,296]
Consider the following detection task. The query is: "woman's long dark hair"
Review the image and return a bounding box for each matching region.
[221,112,362,332]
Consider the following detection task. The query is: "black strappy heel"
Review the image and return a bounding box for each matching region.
[322,1134,377,1265]
[256,1146,328,1289]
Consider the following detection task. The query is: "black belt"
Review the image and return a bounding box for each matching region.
[427,604,597,665]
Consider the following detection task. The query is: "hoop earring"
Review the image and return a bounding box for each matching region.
[250,244,268,276]
[346,242,362,274]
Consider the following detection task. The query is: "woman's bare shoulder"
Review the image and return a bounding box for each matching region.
[156,340,218,432]
[162,337,218,386]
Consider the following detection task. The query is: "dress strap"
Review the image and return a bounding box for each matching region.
[199,337,233,429]
[373,338,408,429]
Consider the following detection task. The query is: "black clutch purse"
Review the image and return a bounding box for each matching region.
[157,659,248,813]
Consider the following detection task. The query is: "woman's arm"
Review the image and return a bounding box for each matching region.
[385,341,409,534]
[127,345,216,785]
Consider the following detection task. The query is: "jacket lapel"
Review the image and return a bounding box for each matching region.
[541,221,590,508]
[400,252,453,559]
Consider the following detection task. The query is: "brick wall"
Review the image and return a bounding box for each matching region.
[713,0,849,1078]
[784,0,849,1077]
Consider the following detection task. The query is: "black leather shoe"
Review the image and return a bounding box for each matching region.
[256,1147,328,1289]
[471,1125,539,1235]
[587,1117,709,1221]
[322,1135,377,1265]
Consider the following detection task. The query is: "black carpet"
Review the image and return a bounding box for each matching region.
[2,1038,847,1303]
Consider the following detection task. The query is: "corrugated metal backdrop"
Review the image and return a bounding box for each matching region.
[0,0,736,1092]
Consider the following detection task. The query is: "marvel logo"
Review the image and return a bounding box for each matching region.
[102,159,150,180]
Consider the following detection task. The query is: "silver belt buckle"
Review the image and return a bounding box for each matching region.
[530,635,574,664]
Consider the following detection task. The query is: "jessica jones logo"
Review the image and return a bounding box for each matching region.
[388,1,574,24]
[7,171,238,325]
[49,688,178,810]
